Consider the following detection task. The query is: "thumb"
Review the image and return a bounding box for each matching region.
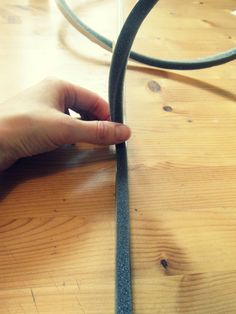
[54,115,131,146]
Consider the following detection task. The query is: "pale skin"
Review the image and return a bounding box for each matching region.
[0,78,131,171]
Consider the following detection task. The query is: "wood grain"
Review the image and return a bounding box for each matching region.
[0,0,236,313]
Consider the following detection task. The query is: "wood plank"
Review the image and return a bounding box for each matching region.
[0,0,235,313]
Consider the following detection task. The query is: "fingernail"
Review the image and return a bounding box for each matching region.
[115,124,130,142]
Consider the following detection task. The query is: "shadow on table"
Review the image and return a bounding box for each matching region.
[0,143,116,301]
[0,144,115,202]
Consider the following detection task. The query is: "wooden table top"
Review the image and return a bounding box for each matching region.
[0,0,235,313]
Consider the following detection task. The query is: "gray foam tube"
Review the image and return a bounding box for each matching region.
[109,1,159,313]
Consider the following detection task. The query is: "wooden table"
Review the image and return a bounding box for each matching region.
[0,0,235,313]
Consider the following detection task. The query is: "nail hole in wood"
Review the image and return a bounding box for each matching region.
[160,259,168,269]
[147,80,161,92]
[163,105,173,112]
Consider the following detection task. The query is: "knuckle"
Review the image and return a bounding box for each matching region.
[96,121,108,143]
[91,96,100,112]
[42,77,65,92]
[41,77,67,108]
[90,96,105,118]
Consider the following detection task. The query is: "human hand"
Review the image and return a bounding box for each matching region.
[0,78,131,171]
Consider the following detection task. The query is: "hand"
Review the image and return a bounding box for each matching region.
[0,78,131,171]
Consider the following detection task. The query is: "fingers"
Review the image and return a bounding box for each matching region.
[54,115,131,146]
[55,79,111,120]
[17,78,111,121]
[66,84,110,120]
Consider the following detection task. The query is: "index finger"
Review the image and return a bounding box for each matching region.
[62,82,110,121]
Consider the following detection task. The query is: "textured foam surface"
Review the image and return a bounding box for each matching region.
[109,1,159,313]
